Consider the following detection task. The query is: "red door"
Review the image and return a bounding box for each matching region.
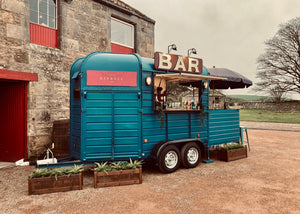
[0,81,27,162]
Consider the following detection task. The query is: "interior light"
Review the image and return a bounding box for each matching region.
[203,81,208,89]
[145,76,152,86]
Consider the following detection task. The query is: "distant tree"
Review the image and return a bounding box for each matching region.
[166,82,191,103]
[256,17,300,101]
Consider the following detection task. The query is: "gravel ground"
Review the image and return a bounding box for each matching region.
[240,121,300,132]
[0,129,300,214]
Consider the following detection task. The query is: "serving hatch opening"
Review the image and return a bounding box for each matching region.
[153,73,227,111]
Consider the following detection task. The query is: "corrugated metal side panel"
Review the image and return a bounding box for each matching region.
[70,100,81,159]
[70,59,83,160]
[111,43,134,54]
[113,92,140,159]
[167,114,190,139]
[142,113,167,157]
[84,92,113,160]
[191,113,208,140]
[208,109,240,146]
[30,23,58,48]
[84,91,141,161]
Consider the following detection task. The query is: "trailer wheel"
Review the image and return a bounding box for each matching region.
[181,142,201,168]
[157,145,180,173]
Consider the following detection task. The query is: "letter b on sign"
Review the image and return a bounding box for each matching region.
[158,53,172,70]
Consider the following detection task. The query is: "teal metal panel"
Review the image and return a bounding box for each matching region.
[70,58,83,159]
[86,115,112,123]
[83,90,142,161]
[114,115,138,122]
[208,109,240,146]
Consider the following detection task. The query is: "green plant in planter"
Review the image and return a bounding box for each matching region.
[29,165,84,180]
[127,158,143,169]
[220,143,244,150]
[94,159,143,173]
[111,161,128,171]
[94,162,110,173]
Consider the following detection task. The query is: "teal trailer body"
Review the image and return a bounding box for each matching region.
[70,52,240,163]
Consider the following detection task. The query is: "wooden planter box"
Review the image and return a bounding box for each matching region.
[28,172,83,195]
[209,149,220,160]
[219,146,248,162]
[94,167,142,188]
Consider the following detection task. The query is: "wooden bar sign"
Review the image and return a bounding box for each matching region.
[154,52,203,74]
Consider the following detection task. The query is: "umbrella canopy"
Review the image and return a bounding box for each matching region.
[207,68,253,89]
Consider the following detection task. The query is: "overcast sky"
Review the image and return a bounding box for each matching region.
[124,0,300,99]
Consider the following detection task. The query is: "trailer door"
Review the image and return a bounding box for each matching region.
[113,91,141,159]
[83,90,142,161]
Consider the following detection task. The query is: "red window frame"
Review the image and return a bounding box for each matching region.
[111,17,134,53]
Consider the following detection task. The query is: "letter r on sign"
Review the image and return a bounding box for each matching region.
[188,58,200,73]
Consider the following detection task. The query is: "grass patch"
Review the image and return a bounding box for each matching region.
[240,109,300,123]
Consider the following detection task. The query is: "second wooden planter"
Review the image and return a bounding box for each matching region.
[219,146,248,162]
[94,167,142,188]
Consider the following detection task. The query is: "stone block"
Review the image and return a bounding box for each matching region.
[6,23,24,40]
[14,49,29,64]
[2,0,26,15]
[1,10,14,23]
[62,38,79,52]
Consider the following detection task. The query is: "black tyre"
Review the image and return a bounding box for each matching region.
[181,142,201,168]
[157,145,180,173]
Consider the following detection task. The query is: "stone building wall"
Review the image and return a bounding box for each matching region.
[0,0,155,158]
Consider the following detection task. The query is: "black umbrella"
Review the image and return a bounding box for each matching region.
[207,67,253,89]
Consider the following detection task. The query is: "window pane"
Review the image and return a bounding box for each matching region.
[49,16,56,28]
[39,1,47,14]
[49,4,56,17]
[30,10,38,24]
[49,0,56,5]
[111,18,134,48]
[29,0,38,11]
[39,13,47,26]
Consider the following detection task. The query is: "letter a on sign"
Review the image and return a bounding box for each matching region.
[174,56,187,71]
